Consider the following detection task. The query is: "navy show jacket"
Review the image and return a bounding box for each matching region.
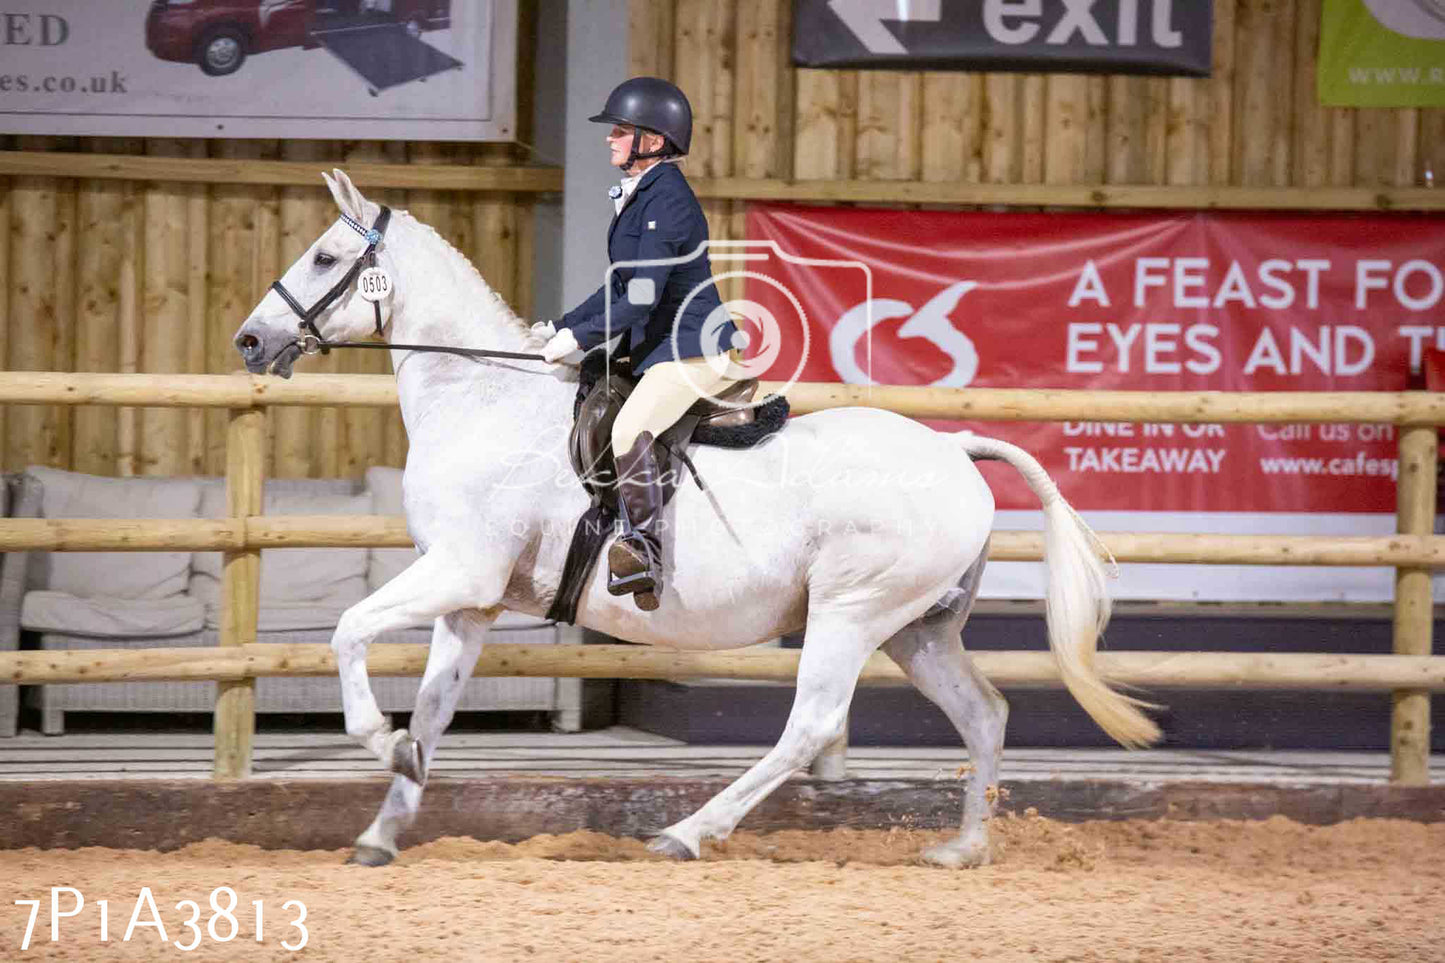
[559,162,736,373]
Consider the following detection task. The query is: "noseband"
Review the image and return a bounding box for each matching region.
[271,206,393,354]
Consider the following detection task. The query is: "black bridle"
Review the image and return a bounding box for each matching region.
[271,205,546,365]
[272,206,393,352]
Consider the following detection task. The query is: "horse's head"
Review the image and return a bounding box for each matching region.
[233,169,394,378]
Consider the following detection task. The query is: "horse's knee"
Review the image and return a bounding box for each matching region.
[333,608,367,649]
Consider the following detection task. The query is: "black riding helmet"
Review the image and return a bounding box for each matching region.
[589,77,692,168]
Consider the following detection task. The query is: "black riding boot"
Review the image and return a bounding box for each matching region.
[608,432,665,611]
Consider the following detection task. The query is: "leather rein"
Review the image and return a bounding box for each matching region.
[271,205,547,368]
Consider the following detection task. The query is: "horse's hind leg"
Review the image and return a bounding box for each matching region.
[349,608,493,866]
[649,614,880,859]
[882,549,1008,868]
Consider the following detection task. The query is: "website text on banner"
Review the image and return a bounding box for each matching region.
[1318,0,1445,108]
[740,206,1445,601]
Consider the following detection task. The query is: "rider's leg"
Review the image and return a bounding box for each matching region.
[608,429,666,607]
[608,358,734,607]
[609,355,736,453]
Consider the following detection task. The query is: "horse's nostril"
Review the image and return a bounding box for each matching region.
[236,334,260,355]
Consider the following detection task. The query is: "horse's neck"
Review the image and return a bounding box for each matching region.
[384,213,575,452]
[386,213,530,358]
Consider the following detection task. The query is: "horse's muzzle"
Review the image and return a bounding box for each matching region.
[234,319,301,378]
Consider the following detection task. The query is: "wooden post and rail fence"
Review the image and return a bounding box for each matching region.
[0,373,1440,783]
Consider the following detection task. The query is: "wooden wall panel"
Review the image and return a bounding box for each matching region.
[72,165,126,476]
[51,150,78,474]
[1422,112,1445,190]
[733,0,788,181]
[1208,0,1238,186]
[472,144,522,313]
[980,74,1021,184]
[920,74,981,184]
[139,139,201,477]
[794,69,857,180]
[1108,77,1169,185]
[1044,76,1092,185]
[629,0,675,80]
[7,140,62,471]
[115,179,143,477]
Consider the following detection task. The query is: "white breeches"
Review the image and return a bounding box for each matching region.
[611,355,743,453]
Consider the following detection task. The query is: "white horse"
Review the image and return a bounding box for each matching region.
[233,170,1159,869]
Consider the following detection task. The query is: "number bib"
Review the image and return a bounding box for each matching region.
[358,267,393,302]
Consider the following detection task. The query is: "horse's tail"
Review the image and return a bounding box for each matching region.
[958,434,1161,749]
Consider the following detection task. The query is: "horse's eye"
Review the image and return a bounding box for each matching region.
[313,251,337,268]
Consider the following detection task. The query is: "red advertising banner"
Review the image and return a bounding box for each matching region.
[743,206,1445,513]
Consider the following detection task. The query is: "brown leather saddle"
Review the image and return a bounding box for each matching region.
[545,355,789,623]
[567,357,762,513]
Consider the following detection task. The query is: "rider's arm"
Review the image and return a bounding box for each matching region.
[563,192,693,352]
[557,283,607,344]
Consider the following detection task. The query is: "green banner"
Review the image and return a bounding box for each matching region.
[1318,0,1445,107]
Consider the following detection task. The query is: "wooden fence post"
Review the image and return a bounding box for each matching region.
[214,406,263,779]
[1392,424,1437,785]
[809,717,849,781]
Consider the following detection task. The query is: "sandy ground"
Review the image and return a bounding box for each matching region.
[2,814,1442,962]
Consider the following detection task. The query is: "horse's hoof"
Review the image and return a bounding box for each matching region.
[647,832,698,861]
[346,845,396,868]
[921,837,991,869]
[388,731,426,785]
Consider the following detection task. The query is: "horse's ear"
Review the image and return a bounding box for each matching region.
[344,176,372,223]
[321,168,357,220]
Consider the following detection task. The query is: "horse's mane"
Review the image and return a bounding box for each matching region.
[398,208,531,337]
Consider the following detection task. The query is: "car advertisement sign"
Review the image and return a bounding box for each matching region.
[742,205,1445,601]
[0,0,516,140]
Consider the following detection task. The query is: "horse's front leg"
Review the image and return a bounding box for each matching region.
[329,550,498,765]
[349,608,494,866]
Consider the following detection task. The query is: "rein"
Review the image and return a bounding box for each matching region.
[272,204,548,367]
[297,337,546,365]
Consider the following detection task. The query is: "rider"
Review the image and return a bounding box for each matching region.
[532,77,741,611]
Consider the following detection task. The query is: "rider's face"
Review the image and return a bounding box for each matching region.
[607,125,635,167]
[607,125,664,170]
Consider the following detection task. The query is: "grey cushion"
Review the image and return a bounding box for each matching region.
[26,467,201,600]
[192,480,372,630]
[22,590,205,637]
